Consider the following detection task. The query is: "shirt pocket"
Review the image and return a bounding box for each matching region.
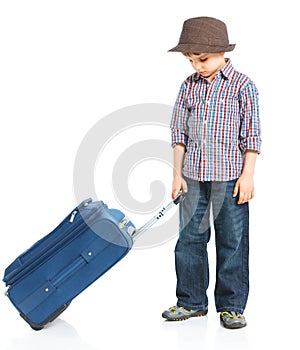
[217,95,240,123]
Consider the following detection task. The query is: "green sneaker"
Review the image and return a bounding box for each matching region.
[220,311,247,329]
[162,305,208,321]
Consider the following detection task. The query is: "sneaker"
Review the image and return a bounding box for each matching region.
[162,305,208,321]
[220,311,247,329]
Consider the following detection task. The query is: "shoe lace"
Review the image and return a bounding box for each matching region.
[221,311,242,319]
[169,306,192,314]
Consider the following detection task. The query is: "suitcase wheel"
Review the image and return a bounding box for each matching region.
[20,302,71,331]
[30,324,44,331]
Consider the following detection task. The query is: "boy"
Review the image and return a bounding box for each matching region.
[162,17,261,329]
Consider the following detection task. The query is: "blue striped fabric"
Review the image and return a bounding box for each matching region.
[170,59,261,182]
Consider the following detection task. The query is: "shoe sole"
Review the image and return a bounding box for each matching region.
[220,320,247,329]
[162,309,208,321]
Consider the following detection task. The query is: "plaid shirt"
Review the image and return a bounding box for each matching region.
[170,59,261,182]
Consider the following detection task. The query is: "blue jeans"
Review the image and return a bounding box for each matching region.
[175,178,249,313]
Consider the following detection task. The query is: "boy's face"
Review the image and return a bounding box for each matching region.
[186,52,226,82]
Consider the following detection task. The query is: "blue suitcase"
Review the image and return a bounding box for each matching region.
[3,194,185,330]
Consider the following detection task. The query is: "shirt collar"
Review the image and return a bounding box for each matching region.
[192,58,235,82]
[220,59,235,80]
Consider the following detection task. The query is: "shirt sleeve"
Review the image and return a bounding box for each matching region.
[239,81,262,154]
[170,80,189,148]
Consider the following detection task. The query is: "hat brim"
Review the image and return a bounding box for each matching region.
[168,43,236,53]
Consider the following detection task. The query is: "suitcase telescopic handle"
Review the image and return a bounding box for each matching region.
[173,191,187,205]
[131,191,187,241]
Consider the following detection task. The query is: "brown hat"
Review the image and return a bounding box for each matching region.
[169,17,235,53]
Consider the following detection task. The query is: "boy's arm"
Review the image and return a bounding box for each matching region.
[172,144,188,199]
[234,81,261,204]
[233,150,258,204]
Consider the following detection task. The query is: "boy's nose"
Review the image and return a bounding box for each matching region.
[194,62,203,71]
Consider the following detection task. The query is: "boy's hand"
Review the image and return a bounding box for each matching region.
[233,150,257,204]
[233,174,254,204]
[172,175,188,200]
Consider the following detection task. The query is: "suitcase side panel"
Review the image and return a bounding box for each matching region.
[7,215,133,326]
[3,199,104,285]
[27,243,130,325]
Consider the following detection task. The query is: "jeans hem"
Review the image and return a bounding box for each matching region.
[216,306,245,314]
[177,302,208,311]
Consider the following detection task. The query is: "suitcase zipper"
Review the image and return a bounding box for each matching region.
[4,285,11,296]
[69,201,89,223]
[69,210,78,223]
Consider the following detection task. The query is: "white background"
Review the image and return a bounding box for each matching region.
[0,0,299,349]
